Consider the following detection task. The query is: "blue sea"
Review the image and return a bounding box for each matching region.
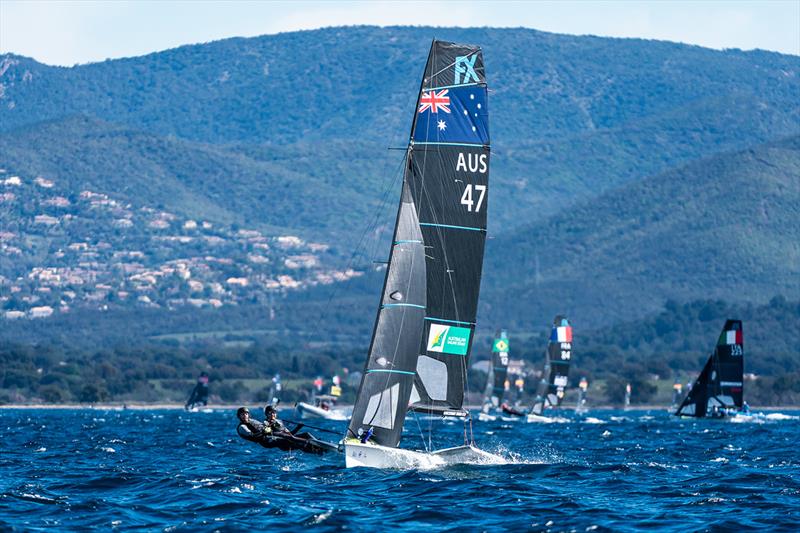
[1,408,798,531]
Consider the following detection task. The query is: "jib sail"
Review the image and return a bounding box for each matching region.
[532,316,572,415]
[485,330,510,407]
[675,319,744,417]
[348,39,489,445]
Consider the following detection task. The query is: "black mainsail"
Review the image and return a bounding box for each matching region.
[675,319,744,417]
[348,40,489,446]
[532,316,572,415]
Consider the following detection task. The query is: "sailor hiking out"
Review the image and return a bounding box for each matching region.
[235,405,339,455]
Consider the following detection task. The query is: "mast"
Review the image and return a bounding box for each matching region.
[675,319,744,417]
[532,316,572,415]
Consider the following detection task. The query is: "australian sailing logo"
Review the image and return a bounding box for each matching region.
[427,324,471,356]
[454,54,479,85]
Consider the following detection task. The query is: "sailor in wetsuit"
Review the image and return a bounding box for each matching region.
[236,406,294,451]
[236,407,266,442]
[263,405,288,435]
[236,405,334,454]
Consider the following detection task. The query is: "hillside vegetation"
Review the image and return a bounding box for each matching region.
[483,135,800,326]
[2,26,798,233]
[0,27,798,401]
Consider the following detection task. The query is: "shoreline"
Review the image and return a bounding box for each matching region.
[1,403,798,411]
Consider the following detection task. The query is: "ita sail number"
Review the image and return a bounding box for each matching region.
[456,152,487,213]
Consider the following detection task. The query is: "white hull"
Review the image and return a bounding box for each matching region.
[296,402,350,421]
[344,442,506,469]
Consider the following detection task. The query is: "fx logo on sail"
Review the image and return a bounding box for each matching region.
[454,54,479,85]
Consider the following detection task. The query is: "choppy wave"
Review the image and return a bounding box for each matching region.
[0,408,798,529]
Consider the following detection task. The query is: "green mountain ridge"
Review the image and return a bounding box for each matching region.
[0,115,393,241]
[0,26,798,338]
[2,27,797,237]
[483,135,800,327]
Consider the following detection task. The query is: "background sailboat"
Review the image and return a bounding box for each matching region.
[575,377,589,414]
[528,316,572,423]
[344,39,502,468]
[478,329,510,421]
[675,319,744,418]
[296,375,350,420]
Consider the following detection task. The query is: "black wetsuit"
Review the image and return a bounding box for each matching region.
[237,418,326,454]
[237,419,266,441]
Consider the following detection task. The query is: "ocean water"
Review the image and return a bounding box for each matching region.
[1,408,798,531]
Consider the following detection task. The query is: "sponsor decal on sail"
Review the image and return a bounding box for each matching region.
[427,323,471,355]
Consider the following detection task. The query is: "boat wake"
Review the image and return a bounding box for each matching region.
[729,412,799,423]
[582,417,606,424]
[526,413,570,424]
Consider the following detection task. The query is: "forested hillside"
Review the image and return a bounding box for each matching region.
[1,26,798,402]
[482,135,800,326]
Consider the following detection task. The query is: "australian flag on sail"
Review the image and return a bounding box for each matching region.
[413,85,489,145]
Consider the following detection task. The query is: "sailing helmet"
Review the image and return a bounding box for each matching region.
[264,405,277,417]
[237,407,249,418]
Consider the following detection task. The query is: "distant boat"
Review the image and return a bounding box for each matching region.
[528,315,572,423]
[670,379,683,409]
[185,372,209,410]
[344,40,502,469]
[675,319,744,418]
[575,377,589,414]
[296,394,350,421]
[268,373,282,405]
[478,329,510,421]
[624,382,632,410]
[296,376,350,420]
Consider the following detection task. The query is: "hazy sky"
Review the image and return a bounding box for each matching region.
[2,0,798,66]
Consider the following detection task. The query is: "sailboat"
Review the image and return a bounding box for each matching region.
[185,372,210,411]
[478,329,510,421]
[527,315,572,423]
[675,319,744,418]
[268,373,282,405]
[575,377,589,414]
[624,383,632,409]
[344,40,501,469]
[670,379,683,409]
